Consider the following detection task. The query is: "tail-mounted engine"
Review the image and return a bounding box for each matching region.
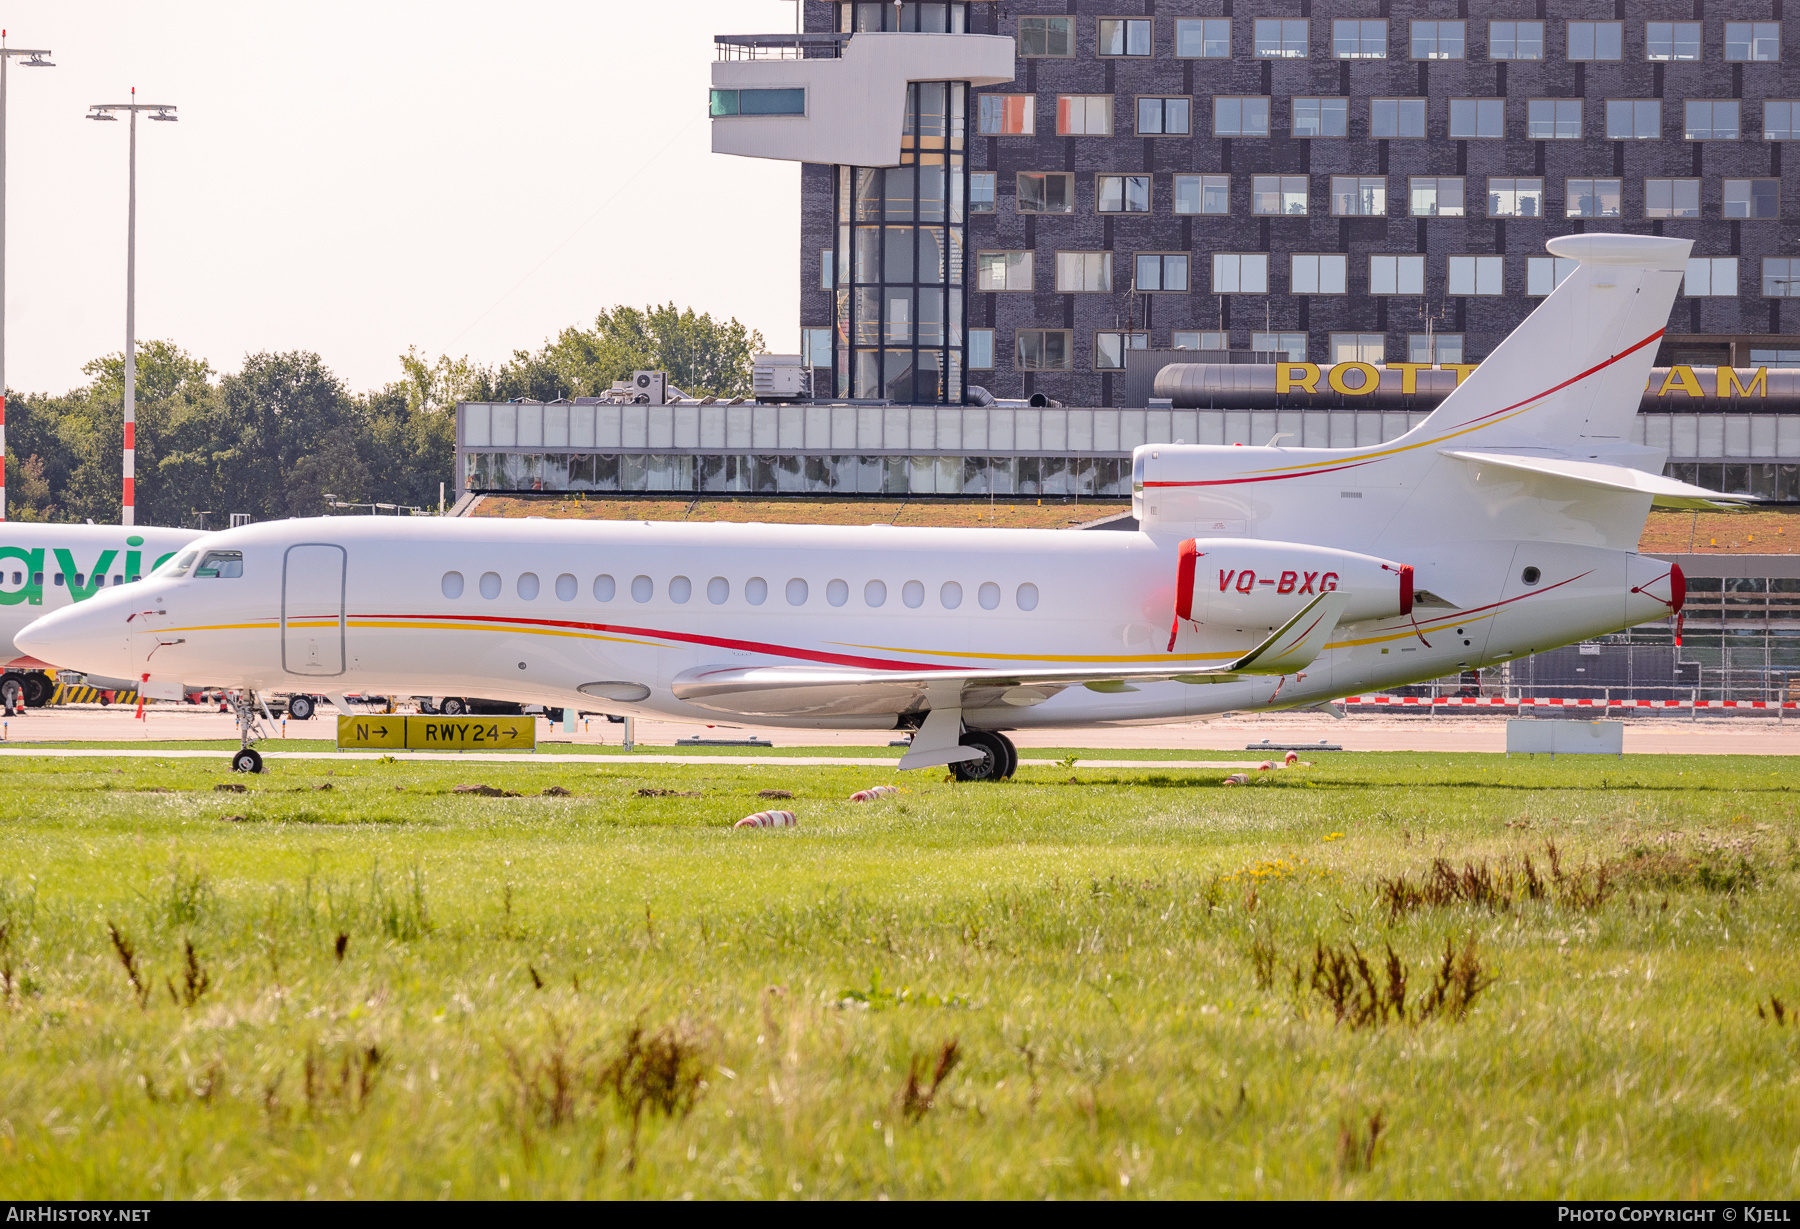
[1170,538,1413,648]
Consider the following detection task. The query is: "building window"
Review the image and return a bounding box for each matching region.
[976,251,1033,291]
[1214,96,1271,136]
[1489,21,1544,61]
[1333,19,1387,59]
[1527,256,1578,296]
[1253,18,1308,58]
[1134,253,1190,292]
[1175,18,1231,58]
[1016,329,1073,369]
[1762,258,1800,298]
[1173,331,1230,351]
[708,88,806,117]
[1369,254,1426,295]
[1055,251,1112,292]
[1411,21,1464,60]
[1017,16,1073,57]
[1765,101,1800,140]
[1605,100,1661,140]
[1292,97,1348,137]
[1094,331,1150,369]
[1725,22,1781,62]
[1408,333,1464,363]
[1056,95,1113,135]
[1567,21,1623,62]
[1330,333,1386,363]
[1096,175,1150,213]
[1448,255,1504,296]
[1684,258,1739,297]
[1016,172,1074,214]
[1098,18,1152,57]
[977,94,1035,135]
[1567,178,1622,218]
[1213,253,1269,293]
[1724,179,1780,219]
[1174,174,1230,215]
[1646,178,1701,218]
[1686,100,1741,140]
[1488,177,1544,217]
[1330,176,1386,216]
[802,327,833,368]
[820,250,834,289]
[1749,348,1800,366]
[1291,253,1348,295]
[1137,97,1191,135]
[1449,98,1505,139]
[1371,98,1427,138]
[1252,175,1309,216]
[1527,99,1583,139]
[1253,332,1308,360]
[968,328,995,369]
[1410,176,1466,217]
[969,172,996,213]
[1646,21,1703,62]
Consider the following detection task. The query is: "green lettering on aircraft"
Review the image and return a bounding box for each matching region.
[0,547,45,606]
[52,549,119,603]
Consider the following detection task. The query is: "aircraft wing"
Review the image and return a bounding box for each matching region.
[1440,449,1755,509]
[669,591,1348,718]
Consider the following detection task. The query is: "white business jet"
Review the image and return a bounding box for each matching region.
[0,523,200,709]
[16,235,1734,774]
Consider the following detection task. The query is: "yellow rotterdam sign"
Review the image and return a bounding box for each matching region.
[336,715,537,751]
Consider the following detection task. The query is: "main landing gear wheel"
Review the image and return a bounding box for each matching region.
[949,730,1017,782]
[21,674,50,707]
[231,747,264,774]
[286,695,316,721]
[440,697,468,716]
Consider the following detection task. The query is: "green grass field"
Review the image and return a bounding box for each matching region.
[0,750,1794,1199]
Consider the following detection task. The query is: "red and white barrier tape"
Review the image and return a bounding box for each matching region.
[1339,695,1799,710]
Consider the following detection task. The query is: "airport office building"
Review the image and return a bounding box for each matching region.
[459,0,1800,505]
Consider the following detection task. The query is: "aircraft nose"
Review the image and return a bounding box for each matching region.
[13,600,127,676]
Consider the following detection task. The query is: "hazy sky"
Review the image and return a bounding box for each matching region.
[0,0,802,397]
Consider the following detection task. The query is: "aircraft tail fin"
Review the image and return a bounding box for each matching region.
[1411,234,1692,450]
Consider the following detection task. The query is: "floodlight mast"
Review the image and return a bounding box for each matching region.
[86,88,177,527]
[0,31,57,522]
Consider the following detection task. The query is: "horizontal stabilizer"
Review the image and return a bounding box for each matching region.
[1441,449,1755,510]
[1226,591,1351,675]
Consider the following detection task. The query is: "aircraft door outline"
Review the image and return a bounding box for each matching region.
[282,544,347,676]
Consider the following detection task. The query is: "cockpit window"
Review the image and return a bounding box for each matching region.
[157,551,199,578]
[193,550,244,579]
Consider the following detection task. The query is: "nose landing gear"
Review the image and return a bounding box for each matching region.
[225,690,275,773]
[948,730,1018,782]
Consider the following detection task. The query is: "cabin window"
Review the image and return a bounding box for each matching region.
[593,574,617,601]
[53,574,64,587]
[978,582,1001,610]
[194,551,243,578]
[442,571,465,598]
[479,571,502,599]
[786,578,809,606]
[670,576,693,604]
[555,573,577,601]
[826,579,849,607]
[1017,583,1040,610]
[865,580,888,607]
[631,575,654,603]
[707,577,730,604]
[746,577,769,606]
[902,580,925,608]
[517,572,540,600]
[941,581,963,609]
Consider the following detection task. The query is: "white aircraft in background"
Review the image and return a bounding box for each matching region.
[17,235,1738,774]
[0,523,200,709]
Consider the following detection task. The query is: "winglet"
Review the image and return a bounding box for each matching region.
[1227,591,1352,675]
